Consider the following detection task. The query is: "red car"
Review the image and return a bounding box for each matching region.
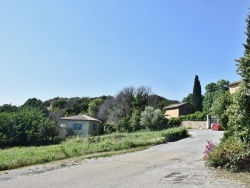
[212,123,224,131]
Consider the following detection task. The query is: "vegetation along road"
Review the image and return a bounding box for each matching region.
[0,130,247,188]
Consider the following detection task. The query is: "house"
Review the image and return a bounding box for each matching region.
[228,81,241,94]
[59,114,102,138]
[164,102,194,118]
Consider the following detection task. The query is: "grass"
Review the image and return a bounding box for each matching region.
[0,127,188,171]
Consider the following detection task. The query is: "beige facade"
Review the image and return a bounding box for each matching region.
[228,81,241,94]
[164,102,194,118]
[59,115,102,138]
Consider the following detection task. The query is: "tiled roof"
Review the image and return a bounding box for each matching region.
[164,102,189,109]
[59,114,101,122]
[228,80,241,86]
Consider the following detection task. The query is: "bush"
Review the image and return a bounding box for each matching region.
[168,118,181,127]
[140,106,168,131]
[103,123,117,134]
[206,136,250,172]
[161,127,188,142]
[203,140,217,159]
[180,111,206,121]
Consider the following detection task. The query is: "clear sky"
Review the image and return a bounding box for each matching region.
[0,1,249,106]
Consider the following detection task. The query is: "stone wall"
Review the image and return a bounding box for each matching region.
[181,121,207,129]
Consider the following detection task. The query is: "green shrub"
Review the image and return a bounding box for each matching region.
[161,127,188,142]
[180,111,206,121]
[168,118,181,127]
[206,136,250,172]
[103,123,117,134]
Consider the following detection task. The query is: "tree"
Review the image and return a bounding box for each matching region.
[182,93,193,104]
[203,80,230,114]
[226,10,250,143]
[227,54,250,143]
[192,75,203,112]
[211,91,232,130]
[87,98,103,118]
[22,98,48,116]
[132,86,151,111]
[0,104,18,113]
[139,106,167,131]
[149,94,179,112]
[244,11,250,55]
[115,87,135,118]
[97,96,115,123]
[0,107,59,147]
[129,109,141,131]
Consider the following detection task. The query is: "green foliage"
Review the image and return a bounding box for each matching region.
[182,93,193,105]
[168,118,182,127]
[0,107,59,147]
[52,98,68,109]
[149,94,179,112]
[103,123,117,134]
[139,106,168,131]
[227,84,250,143]
[180,111,206,121]
[244,11,250,55]
[87,98,103,118]
[203,79,230,114]
[206,11,250,173]
[193,75,203,112]
[206,136,250,172]
[119,117,132,132]
[211,91,232,130]
[161,127,188,142]
[225,52,250,143]
[0,127,188,171]
[132,86,150,111]
[0,104,18,113]
[203,92,216,115]
[22,98,49,116]
[129,109,141,131]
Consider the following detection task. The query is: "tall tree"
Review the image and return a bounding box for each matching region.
[227,10,250,143]
[192,75,202,112]
[244,11,250,55]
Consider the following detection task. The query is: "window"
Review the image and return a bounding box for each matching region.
[73,124,82,130]
[93,124,97,131]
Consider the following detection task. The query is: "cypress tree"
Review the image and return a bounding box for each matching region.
[192,75,202,112]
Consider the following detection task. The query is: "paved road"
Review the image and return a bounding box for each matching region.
[0,130,247,188]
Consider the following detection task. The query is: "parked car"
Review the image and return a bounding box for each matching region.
[212,123,224,131]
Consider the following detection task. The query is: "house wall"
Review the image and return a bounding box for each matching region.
[229,84,239,94]
[165,109,179,118]
[88,121,101,136]
[60,120,90,137]
[179,103,194,116]
[165,103,194,118]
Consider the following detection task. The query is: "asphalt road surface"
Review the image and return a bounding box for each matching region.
[0,130,247,188]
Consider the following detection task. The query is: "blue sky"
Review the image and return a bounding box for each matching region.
[0,1,249,106]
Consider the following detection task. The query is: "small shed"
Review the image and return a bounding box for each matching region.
[59,114,102,138]
[164,102,194,118]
